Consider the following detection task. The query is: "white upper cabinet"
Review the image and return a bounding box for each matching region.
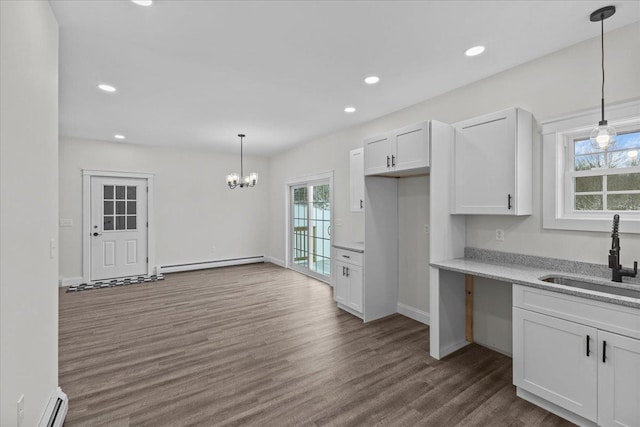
[452,108,532,215]
[364,121,429,177]
[349,148,364,212]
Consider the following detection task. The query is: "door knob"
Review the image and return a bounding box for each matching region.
[92,232,102,237]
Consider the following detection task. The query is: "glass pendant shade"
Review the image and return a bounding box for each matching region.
[590,121,617,150]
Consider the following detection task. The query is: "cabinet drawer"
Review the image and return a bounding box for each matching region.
[334,249,363,266]
[513,285,640,340]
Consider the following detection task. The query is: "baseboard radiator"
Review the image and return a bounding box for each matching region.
[159,256,265,274]
[38,387,68,427]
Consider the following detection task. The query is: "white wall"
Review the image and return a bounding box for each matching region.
[0,1,59,426]
[59,137,270,280]
[268,23,640,352]
[398,176,430,313]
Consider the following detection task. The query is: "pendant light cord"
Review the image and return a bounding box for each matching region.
[240,135,244,178]
[601,15,605,123]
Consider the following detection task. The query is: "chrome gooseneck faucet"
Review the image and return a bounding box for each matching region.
[609,214,638,282]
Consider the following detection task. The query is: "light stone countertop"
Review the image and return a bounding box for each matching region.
[332,241,364,253]
[431,255,640,310]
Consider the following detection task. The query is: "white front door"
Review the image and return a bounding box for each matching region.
[90,177,148,281]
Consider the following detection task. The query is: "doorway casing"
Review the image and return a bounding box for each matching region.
[82,169,155,283]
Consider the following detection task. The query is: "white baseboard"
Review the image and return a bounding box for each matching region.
[397,302,430,325]
[265,256,285,267]
[58,276,83,288]
[439,339,470,358]
[158,256,265,274]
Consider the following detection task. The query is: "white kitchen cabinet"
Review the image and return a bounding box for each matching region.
[333,247,364,317]
[513,285,640,426]
[452,108,532,215]
[598,330,640,427]
[513,307,598,421]
[349,148,364,212]
[364,121,429,177]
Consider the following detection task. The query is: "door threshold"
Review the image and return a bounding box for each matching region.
[67,274,164,292]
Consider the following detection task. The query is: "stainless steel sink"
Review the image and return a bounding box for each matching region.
[540,275,640,299]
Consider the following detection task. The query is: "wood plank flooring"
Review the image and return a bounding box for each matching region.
[59,263,573,426]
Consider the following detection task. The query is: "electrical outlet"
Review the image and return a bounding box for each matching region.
[424,224,429,234]
[17,394,24,427]
[495,229,505,241]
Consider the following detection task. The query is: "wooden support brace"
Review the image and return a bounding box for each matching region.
[465,274,474,343]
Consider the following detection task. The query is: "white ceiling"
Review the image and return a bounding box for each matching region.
[51,0,640,156]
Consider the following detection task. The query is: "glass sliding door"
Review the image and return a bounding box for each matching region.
[290,180,331,281]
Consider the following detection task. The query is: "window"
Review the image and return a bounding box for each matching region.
[542,100,640,234]
[569,131,640,212]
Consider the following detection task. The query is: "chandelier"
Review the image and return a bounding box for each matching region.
[226,134,258,189]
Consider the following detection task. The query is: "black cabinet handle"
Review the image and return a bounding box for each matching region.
[508,194,512,210]
[586,335,590,357]
[392,155,396,167]
[602,340,607,363]
[386,156,390,167]
[360,199,363,209]
[342,255,350,259]
[345,267,349,277]
[342,266,345,276]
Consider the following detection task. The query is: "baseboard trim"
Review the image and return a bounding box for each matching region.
[440,339,470,358]
[265,256,285,267]
[397,302,430,325]
[158,256,265,274]
[58,276,83,288]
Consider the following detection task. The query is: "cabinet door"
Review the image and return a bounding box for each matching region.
[334,261,348,305]
[394,121,428,171]
[364,134,393,176]
[453,109,517,214]
[598,330,640,427]
[346,264,363,313]
[349,148,364,212]
[513,308,598,421]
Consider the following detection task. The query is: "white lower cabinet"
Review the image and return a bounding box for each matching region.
[513,285,640,426]
[598,330,640,427]
[333,248,364,317]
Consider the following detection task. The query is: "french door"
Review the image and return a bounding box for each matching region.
[289,180,331,281]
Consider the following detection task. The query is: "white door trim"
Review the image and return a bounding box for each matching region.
[284,170,334,283]
[82,169,155,283]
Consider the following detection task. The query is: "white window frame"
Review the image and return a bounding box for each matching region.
[542,99,640,234]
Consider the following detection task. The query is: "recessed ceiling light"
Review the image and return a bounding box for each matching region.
[114,134,126,140]
[465,46,485,57]
[364,76,380,85]
[344,106,356,114]
[131,0,153,6]
[97,83,116,93]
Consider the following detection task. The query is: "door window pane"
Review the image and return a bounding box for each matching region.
[116,216,126,230]
[104,185,114,199]
[116,201,125,214]
[104,216,114,230]
[127,216,137,230]
[127,201,136,215]
[116,185,125,199]
[104,201,114,215]
[127,186,137,200]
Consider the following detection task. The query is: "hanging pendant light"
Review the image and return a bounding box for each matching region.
[226,134,258,189]
[589,5,617,150]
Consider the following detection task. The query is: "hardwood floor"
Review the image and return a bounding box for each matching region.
[59,263,572,426]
